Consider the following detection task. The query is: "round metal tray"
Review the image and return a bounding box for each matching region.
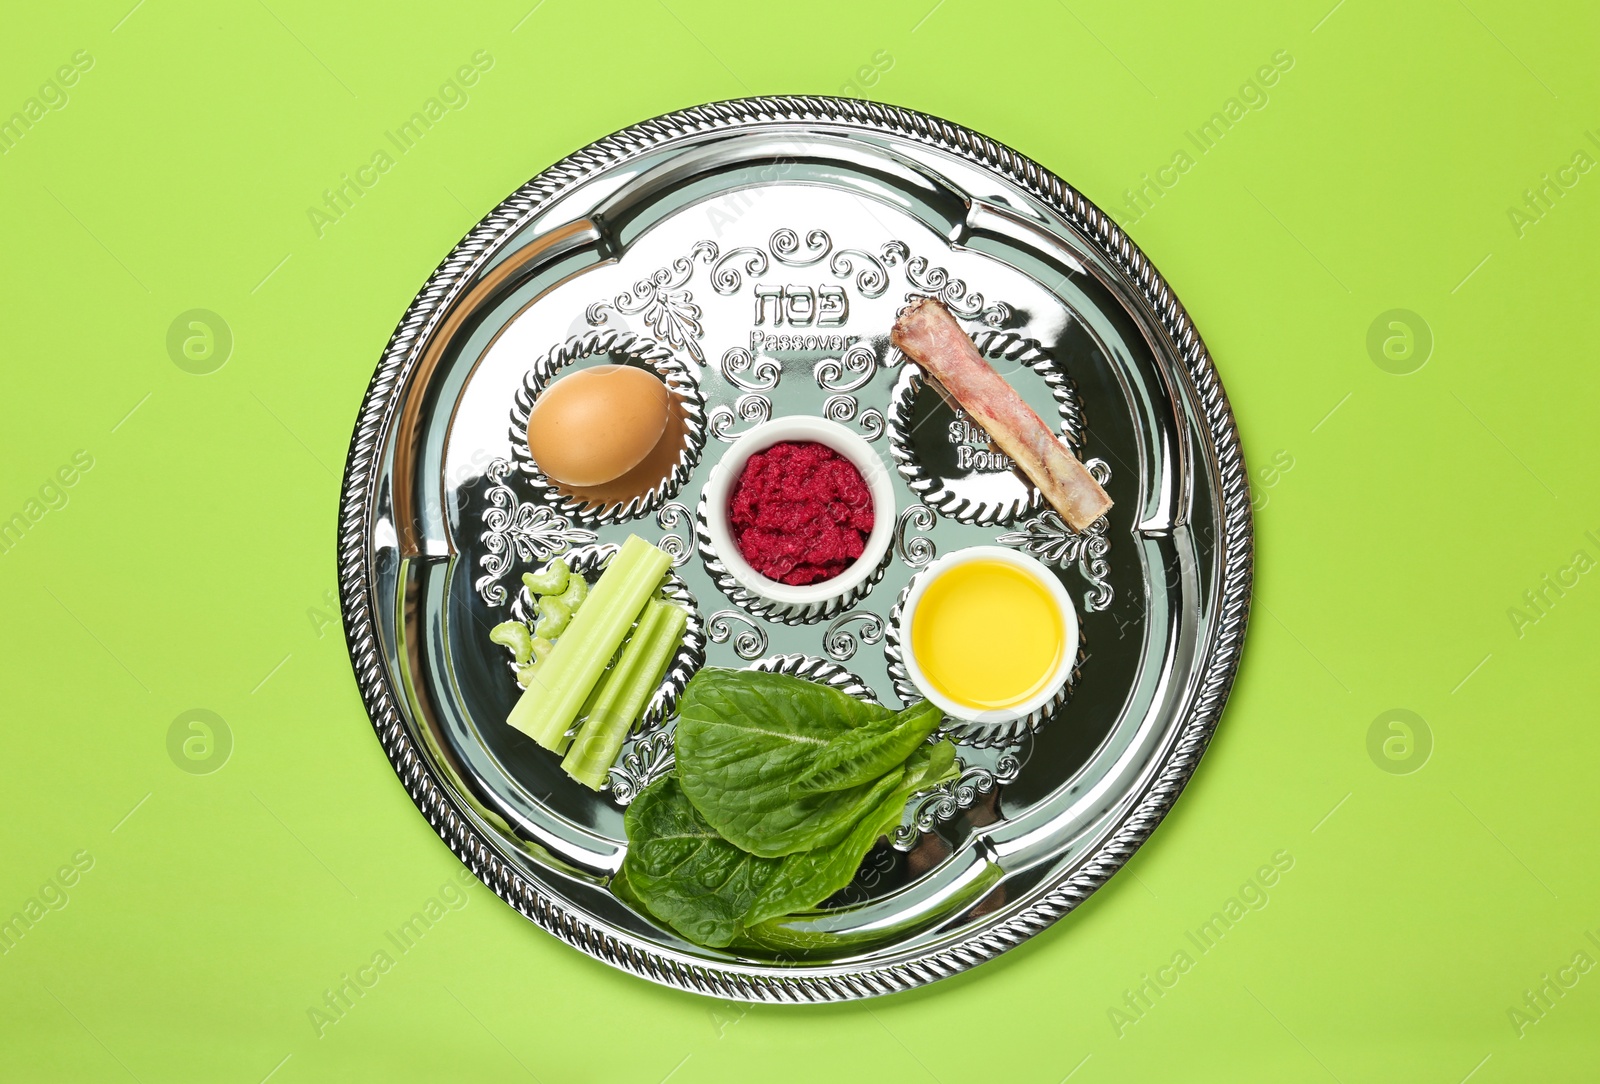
[336,96,1252,1002]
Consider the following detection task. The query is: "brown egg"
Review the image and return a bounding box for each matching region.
[526,364,672,488]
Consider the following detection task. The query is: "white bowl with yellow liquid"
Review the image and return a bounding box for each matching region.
[897,546,1079,724]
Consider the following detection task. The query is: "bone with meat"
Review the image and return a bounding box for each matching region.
[891,297,1112,532]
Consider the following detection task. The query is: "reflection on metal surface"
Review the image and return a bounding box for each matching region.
[393,218,603,558]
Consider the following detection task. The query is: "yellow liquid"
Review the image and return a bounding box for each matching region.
[910,559,1065,710]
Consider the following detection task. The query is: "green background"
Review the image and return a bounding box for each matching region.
[3,0,1596,1079]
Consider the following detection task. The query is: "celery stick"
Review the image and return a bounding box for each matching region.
[577,641,630,724]
[560,601,668,785]
[507,536,670,752]
[562,599,688,790]
[570,645,623,731]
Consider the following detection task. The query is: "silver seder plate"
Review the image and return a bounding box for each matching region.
[336,97,1253,1002]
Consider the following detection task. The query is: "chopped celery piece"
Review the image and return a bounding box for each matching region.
[489,621,534,664]
[557,574,588,613]
[514,639,556,689]
[562,599,688,790]
[533,595,572,639]
[522,559,570,596]
[507,536,672,752]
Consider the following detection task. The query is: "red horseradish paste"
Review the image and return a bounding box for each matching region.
[728,441,874,586]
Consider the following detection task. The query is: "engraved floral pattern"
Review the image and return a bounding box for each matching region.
[707,609,767,659]
[655,501,694,567]
[881,241,1010,326]
[894,504,937,568]
[821,393,886,441]
[814,342,881,393]
[710,245,768,294]
[586,242,717,362]
[707,393,772,441]
[995,459,1114,611]
[891,749,1023,850]
[770,227,831,266]
[606,729,675,805]
[475,460,597,605]
[710,229,891,298]
[823,611,885,661]
[830,248,890,297]
[718,346,781,391]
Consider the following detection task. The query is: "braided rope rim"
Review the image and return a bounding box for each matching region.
[336,95,1253,1003]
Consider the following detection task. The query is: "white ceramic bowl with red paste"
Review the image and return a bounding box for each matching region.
[701,416,896,610]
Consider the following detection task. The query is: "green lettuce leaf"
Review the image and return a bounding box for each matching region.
[619,742,960,948]
[675,669,948,857]
[742,741,958,928]
[793,699,945,794]
[619,775,777,948]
